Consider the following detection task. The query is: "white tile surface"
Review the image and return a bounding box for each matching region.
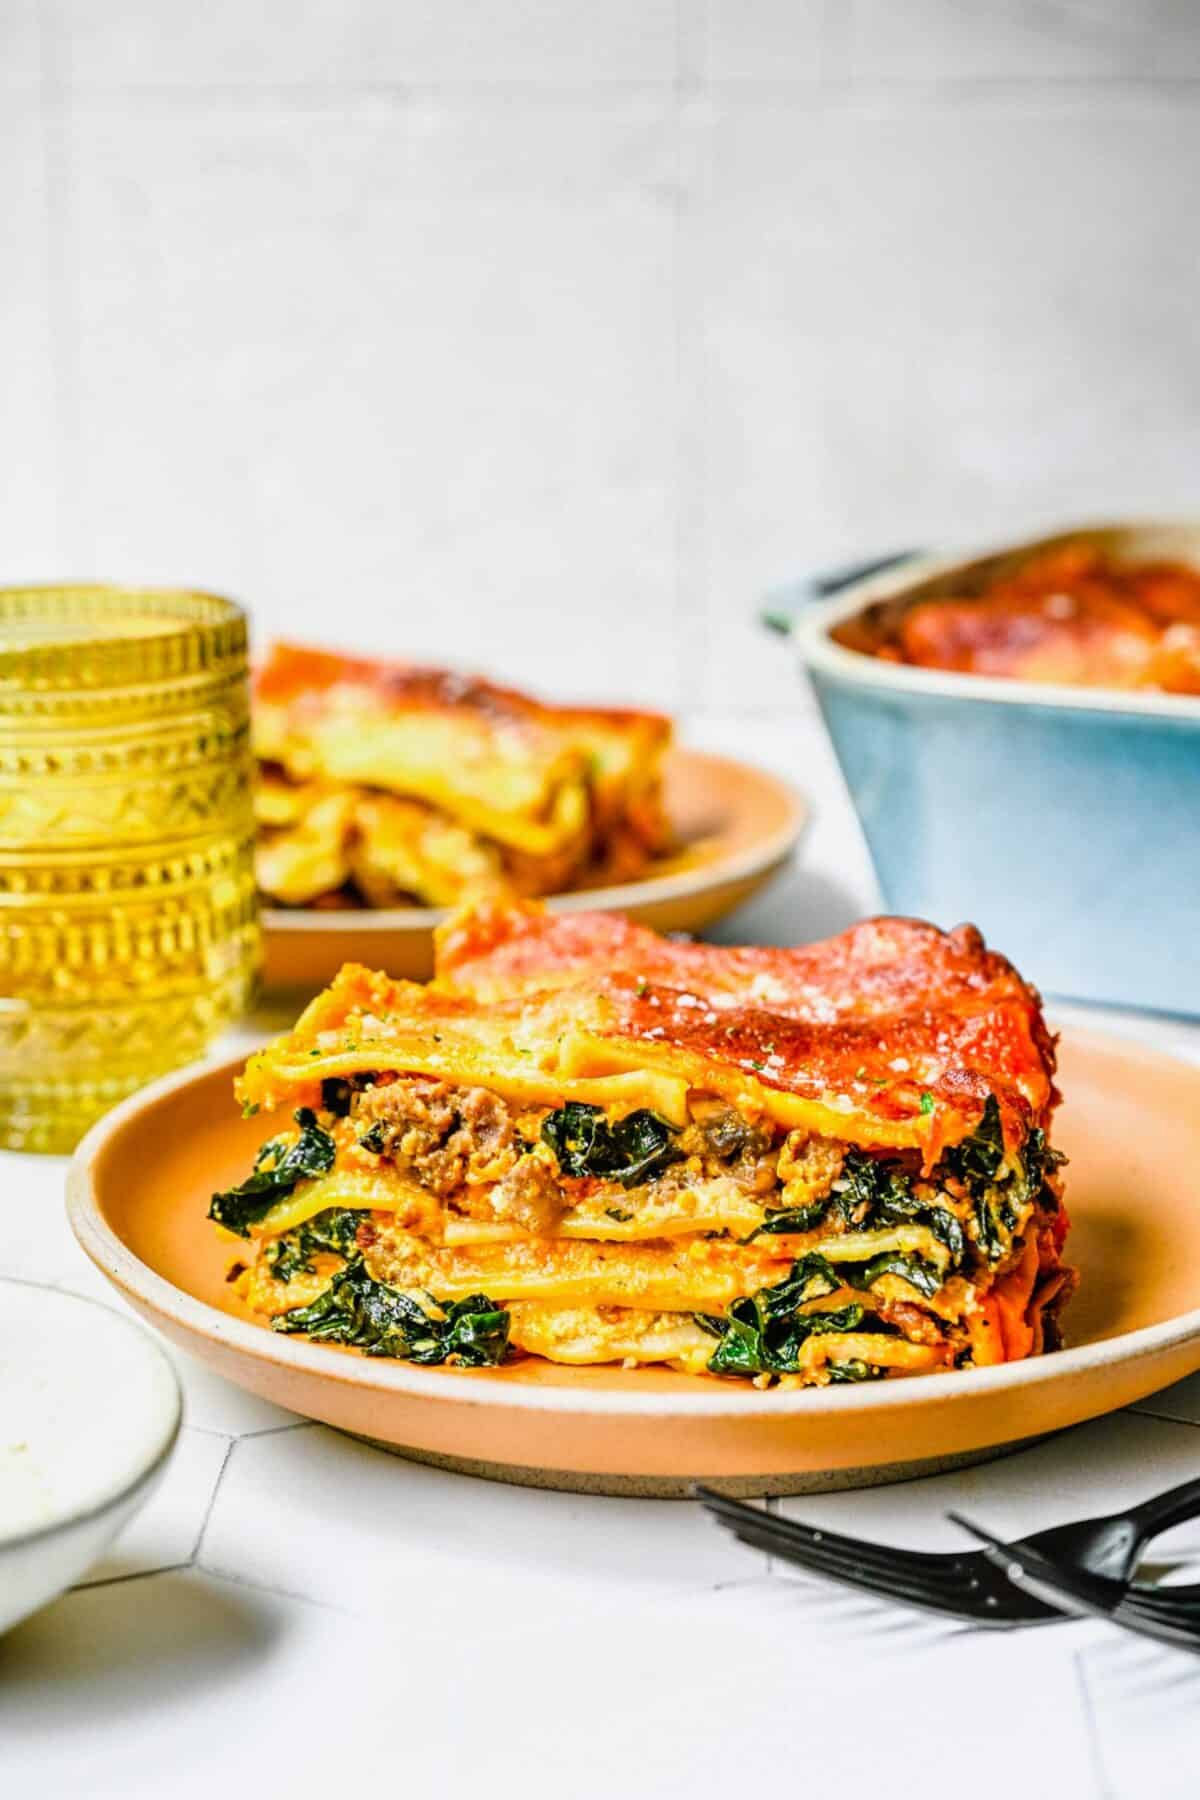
[52,0,679,88]
[0,1569,372,1796]
[777,1411,1200,1563]
[53,1260,303,1435]
[198,1423,760,1613]
[63,93,682,706]
[0,1564,1106,1800]
[4,1154,81,1283]
[78,1426,231,1585]
[1078,1629,1200,1800]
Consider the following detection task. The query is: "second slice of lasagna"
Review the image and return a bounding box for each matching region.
[214,902,1074,1386]
[253,644,673,908]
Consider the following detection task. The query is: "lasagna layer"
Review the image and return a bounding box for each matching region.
[216,902,1074,1386]
[253,643,672,907]
[835,542,1200,694]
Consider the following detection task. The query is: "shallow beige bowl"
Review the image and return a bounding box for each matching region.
[68,1031,1200,1497]
[261,748,807,989]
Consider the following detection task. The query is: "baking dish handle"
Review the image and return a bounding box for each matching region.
[760,549,921,637]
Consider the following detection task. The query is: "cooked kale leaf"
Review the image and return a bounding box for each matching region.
[943,1094,1060,1264]
[702,1296,875,1378]
[696,1252,890,1378]
[540,1102,682,1189]
[273,1263,510,1366]
[850,1250,943,1301]
[209,1108,336,1237]
[1023,1126,1065,1202]
[944,1094,1006,1191]
[741,1198,831,1242]
[973,1190,1005,1259]
[753,1251,843,1316]
[266,1207,363,1283]
[926,1206,966,1265]
[826,1360,885,1384]
[832,1152,916,1227]
[777,1151,968,1274]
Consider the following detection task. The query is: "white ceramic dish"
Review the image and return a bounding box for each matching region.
[0,1279,182,1634]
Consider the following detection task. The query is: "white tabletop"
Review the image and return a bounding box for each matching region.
[4,711,1199,1800]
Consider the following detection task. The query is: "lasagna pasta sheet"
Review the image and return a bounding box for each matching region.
[217,900,1074,1387]
[253,643,673,907]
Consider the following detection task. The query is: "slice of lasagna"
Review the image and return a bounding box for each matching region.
[215,902,1074,1386]
[253,643,673,908]
[838,543,1200,694]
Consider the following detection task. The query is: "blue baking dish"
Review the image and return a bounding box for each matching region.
[787,525,1200,1015]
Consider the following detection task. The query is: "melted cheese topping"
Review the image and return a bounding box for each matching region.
[239,903,1055,1163]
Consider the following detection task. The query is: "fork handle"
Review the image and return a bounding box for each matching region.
[1127,1477,1200,1546]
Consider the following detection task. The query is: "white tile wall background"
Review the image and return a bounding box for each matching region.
[3,0,1198,713]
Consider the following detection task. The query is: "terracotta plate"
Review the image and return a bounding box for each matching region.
[260,748,807,989]
[68,1031,1200,1497]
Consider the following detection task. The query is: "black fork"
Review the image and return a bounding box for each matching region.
[696,1479,1200,1626]
[953,1513,1200,1653]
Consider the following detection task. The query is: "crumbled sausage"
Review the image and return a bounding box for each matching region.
[777,1132,845,1210]
[489,1153,566,1233]
[876,1299,945,1346]
[354,1079,519,1192]
[691,1105,778,1193]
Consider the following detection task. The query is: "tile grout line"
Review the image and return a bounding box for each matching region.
[198,1562,352,1614]
[187,1435,237,1569]
[1123,1405,1200,1431]
[762,1491,779,1578]
[1119,1407,1200,1435]
[72,1560,193,1594]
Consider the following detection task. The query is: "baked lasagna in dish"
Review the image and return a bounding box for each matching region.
[254,643,673,908]
[836,543,1200,694]
[214,902,1075,1386]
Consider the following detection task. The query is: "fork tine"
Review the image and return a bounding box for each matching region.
[697,1489,962,1579]
[713,1516,940,1605]
[706,1507,1022,1615]
[714,1515,1030,1620]
[952,1513,1200,1654]
[1124,1586,1200,1622]
[707,1507,958,1589]
[697,1490,979,1598]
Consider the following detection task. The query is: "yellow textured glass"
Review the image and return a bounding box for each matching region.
[0,586,260,1151]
